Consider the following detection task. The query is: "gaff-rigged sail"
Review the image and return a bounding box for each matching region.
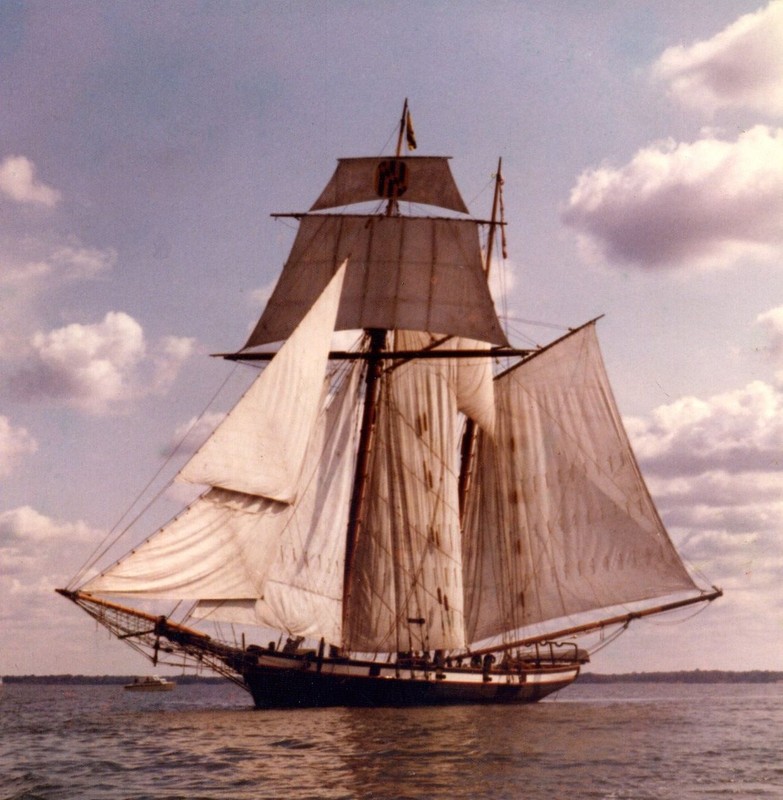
[462,323,698,644]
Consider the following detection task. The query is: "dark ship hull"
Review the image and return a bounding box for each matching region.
[233,647,583,708]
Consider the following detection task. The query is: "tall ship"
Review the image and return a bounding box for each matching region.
[58,105,721,707]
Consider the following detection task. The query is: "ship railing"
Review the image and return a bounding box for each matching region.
[514,641,590,667]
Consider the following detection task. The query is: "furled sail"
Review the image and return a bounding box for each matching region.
[180,261,348,503]
[462,323,698,644]
[310,157,469,214]
[343,331,467,653]
[243,215,508,349]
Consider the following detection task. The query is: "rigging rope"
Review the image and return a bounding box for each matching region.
[68,364,246,588]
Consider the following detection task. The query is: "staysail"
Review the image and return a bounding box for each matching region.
[462,323,698,644]
[81,263,361,644]
[180,261,349,503]
[58,116,722,708]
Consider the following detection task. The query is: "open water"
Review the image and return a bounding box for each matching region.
[1,680,781,799]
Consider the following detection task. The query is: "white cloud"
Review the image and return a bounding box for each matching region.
[628,378,783,476]
[0,155,61,207]
[0,243,116,288]
[50,243,117,279]
[0,507,102,648]
[653,0,783,116]
[756,306,783,362]
[562,126,783,270]
[624,310,783,610]
[150,335,196,394]
[0,505,96,545]
[0,416,37,476]
[10,312,194,413]
[0,241,118,357]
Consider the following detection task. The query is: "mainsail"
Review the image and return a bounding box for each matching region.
[463,323,698,644]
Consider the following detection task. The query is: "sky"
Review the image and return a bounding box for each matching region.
[2,0,783,677]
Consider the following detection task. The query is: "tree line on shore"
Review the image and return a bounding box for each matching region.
[3,670,781,685]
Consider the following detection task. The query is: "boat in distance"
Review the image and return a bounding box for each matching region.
[123,676,176,692]
[58,102,721,708]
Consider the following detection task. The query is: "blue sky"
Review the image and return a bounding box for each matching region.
[2,0,783,675]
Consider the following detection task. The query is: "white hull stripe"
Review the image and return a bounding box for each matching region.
[256,655,578,687]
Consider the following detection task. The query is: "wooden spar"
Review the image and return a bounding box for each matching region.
[217,346,532,362]
[386,98,409,217]
[467,587,724,658]
[494,315,605,379]
[55,588,211,641]
[395,98,408,158]
[485,158,503,276]
[271,213,506,225]
[458,158,503,514]
[341,328,386,642]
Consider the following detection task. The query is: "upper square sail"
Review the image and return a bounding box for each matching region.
[243,215,508,349]
[310,157,469,213]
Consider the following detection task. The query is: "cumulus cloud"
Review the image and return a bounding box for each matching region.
[0,155,61,206]
[50,243,117,279]
[562,125,783,270]
[0,505,96,546]
[0,242,116,288]
[653,0,783,116]
[10,311,194,413]
[0,506,101,636]
[621,307,783,618]
[628,379,783,476]
[756,306,783,362]
[0,416,37,476]
[627,381,783,612]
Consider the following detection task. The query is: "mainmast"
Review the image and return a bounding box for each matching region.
[342,100,417,646]
[342,327,385,638]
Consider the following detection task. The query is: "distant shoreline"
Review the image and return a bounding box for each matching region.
[2,670,781,685]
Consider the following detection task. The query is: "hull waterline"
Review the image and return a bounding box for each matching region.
[232,650,581,708]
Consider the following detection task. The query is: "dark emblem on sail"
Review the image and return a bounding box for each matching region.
[375,159,408,199]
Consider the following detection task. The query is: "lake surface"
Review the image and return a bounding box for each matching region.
[1,681,781,799]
